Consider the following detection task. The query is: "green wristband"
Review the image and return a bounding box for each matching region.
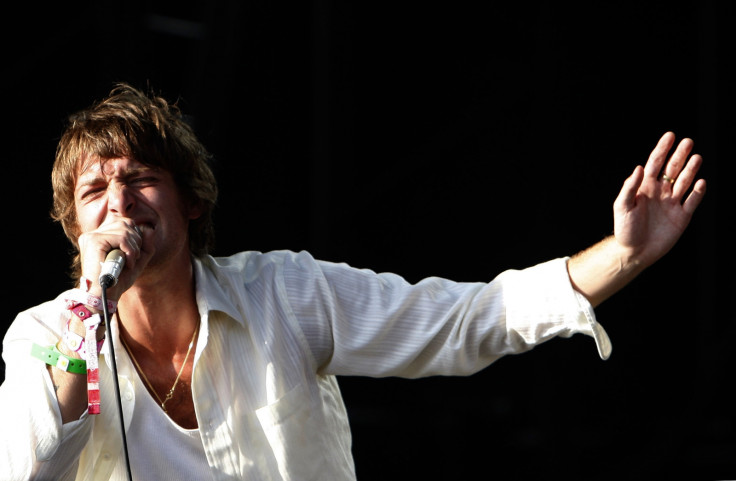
[31,343,87,374]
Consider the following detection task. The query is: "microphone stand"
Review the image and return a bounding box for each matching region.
[100,281,133,481]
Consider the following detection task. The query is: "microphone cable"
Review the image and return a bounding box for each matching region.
[100,276,133,481]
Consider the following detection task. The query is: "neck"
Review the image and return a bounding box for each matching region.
[116,255,201,428]
[117,255,200,357]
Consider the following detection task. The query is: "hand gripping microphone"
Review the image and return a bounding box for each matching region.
[99,249,126,288]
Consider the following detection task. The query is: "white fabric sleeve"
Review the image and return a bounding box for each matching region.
[283,252,612,379]
[502,257,611,360]
[0,302,93,480]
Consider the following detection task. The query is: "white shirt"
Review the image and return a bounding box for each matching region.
[0,250,610,480]
[122,362,214,481]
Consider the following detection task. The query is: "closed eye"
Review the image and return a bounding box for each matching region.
[128,176,160,188]
[78,184,106,200]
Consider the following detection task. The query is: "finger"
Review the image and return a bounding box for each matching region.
[672,153,703,200]
[614,165,644,213]
[682,178,707,216]
[643,132,676,179]
[663,137,695,181]
[115,220,143,265]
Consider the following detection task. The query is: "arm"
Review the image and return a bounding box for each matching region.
[47,308,105,423]
[0,305,94,480]
[568,132,706,307]
[47,218,148,423]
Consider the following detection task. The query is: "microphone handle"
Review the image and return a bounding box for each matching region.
[99,249,126,287]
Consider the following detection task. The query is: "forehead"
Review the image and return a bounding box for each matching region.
[76,157,152,182]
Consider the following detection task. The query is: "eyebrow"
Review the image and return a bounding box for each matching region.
[75,167,157,191]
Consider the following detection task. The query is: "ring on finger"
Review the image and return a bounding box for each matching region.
[661,173,676,184]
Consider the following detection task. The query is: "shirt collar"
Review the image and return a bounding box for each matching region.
[192,255,246,327]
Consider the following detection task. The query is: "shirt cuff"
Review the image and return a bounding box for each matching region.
[573,290,612,360]
[505,257,612,360]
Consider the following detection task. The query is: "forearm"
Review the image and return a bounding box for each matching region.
[1,292,108,479]
[567,235,646,308]
[47,354,91,424]
[0,343,90,480]
[49,306,106,424]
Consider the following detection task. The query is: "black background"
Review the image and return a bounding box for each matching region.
[2,1,733,479]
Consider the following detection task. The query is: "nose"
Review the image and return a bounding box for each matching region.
[107,183,135,216]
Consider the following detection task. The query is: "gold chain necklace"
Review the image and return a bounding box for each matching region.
[121,322,199,413]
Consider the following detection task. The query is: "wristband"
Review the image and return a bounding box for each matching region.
[65,304,106,357]
[64,289,117,313]
[63,326,105,358]
[83,314,103,415]
[71,303,96,321]
[31,343,87,374]
[69,304,106,337]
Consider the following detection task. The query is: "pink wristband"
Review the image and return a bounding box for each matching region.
[64,289,117,313]
[63,322,105,357]
[71,303,96,321]
[82,313,103,415]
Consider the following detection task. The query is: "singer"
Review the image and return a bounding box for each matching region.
[0,83,705,480]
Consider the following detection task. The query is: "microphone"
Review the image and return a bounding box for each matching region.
[99,249,126,288]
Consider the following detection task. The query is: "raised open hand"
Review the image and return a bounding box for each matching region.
[613,131,706,268]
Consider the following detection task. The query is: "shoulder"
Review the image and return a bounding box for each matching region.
[4,292,71,347]
[197,250,329,280]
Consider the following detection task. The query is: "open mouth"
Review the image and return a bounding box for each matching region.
[135,223,155,233]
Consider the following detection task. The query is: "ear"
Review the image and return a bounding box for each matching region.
[187,200,203,221]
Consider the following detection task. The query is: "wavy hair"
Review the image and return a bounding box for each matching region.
[51,83,218,279]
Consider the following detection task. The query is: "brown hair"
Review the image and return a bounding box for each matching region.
[51,83,218,279]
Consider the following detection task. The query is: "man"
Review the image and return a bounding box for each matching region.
[0,83,706,480]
